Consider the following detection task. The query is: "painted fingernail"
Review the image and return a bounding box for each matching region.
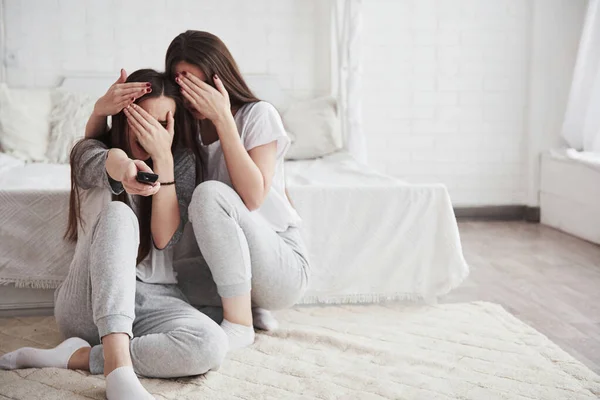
[182,71,187,76]
[175,77,180,83]
[131,97,135,102]
[146,82,151,87]
[146,88,151,93]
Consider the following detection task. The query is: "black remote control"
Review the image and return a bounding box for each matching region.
[136,171,159,185]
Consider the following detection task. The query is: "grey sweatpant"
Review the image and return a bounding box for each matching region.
[54,201,228,378]
[175,181,310,309]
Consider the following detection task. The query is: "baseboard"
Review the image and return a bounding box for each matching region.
[454,206,541,222]
[524,206,541,222]
[0,285,55,317]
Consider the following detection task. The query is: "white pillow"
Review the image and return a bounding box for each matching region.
[0,84,52,162]
[282,96,342,160]
[46,89,96,164]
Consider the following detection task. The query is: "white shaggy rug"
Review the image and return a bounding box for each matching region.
[0,301,599,399]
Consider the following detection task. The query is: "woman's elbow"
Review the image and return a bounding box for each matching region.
[243,192,266,211]
[244,198,261,212]
[153,231,175,250]
[153,238,170,250]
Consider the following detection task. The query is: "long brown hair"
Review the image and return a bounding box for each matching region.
[165,31,260,182]
[165,30,260,108]
[65,69,194,264]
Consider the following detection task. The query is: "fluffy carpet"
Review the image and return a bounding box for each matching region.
[0,302,598,399]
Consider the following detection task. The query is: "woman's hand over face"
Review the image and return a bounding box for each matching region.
[124,104,174,161]
[176,72,231,123]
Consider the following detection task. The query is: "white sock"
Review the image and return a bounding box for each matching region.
[0,337,90,370]
[252,307,279,331]
[221,319,255,351]
[106,366,154,400]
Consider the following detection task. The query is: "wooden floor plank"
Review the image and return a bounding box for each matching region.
[443,221,600,374]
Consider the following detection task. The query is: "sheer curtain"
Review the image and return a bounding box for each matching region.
[333,0,366,163]
[561,0,600,152]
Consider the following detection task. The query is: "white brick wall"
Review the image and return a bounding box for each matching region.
[2,0,331,100]
[362,0,585,206]
[363,0,533,206]
[1,0,586,207]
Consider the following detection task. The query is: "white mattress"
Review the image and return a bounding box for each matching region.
[0,151,469,303]
[541,149,600,244]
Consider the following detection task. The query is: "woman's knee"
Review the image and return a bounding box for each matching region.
[189,181,237,222]
[96,201,137,230]
[93,201,138,239]
[173,324,229,376]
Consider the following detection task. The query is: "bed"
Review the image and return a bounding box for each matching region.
[0,150,468,306]
[540,149,600,244]
[0,75,469,310]
[0,154,74,289]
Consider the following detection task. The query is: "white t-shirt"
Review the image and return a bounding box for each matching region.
[200,101,301,232]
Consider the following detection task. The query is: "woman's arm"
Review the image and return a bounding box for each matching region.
[150,153,178,249]
[73,139,160,196]
[154,149,196,250]
[215,114,277,210]
[85,111,109,139]
[124,104,180,249]
[177,73,277,210]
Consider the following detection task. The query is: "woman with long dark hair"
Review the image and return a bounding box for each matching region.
[0,70,228,400]
[164,31,310,350]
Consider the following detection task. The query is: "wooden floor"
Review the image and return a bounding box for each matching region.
[442,221,600,374]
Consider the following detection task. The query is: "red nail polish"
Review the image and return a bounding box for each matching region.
[146,82,151,87]
[146,88,151,93]
[182,71,187,76]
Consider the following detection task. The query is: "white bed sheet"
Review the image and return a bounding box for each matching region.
[0,158,74,288]
[0,152,469,304]
[285,152,469,303]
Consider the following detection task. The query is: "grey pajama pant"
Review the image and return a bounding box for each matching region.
[175,180,310,310]
[54,201,228,378]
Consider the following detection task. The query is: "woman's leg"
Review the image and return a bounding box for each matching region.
[88,282,228,378]
[187,181,310,348]
[56,201,153,400]
[54,201,139,365]
[1,201,139,374]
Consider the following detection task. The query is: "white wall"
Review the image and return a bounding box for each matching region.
[2,0,331,100]
[0,0,587,207]
[361,0,586,206]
